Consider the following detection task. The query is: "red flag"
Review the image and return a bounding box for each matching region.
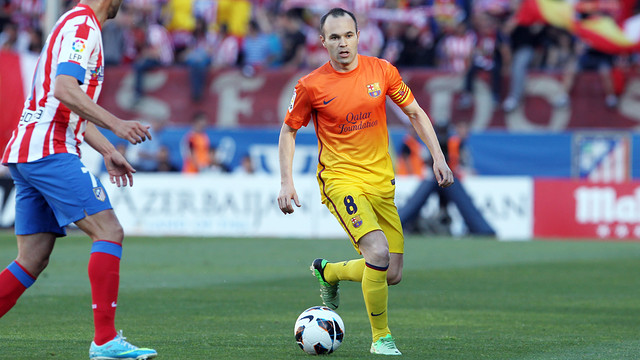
[0,51,24,152]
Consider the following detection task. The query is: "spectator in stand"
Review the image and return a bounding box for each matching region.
[380,21,404,64]
[447,120,473,178]
[558,39,619,108]
[501,9,547,112]
[0,2,10,33]
[156,145,180,172]
[102,11,127,66]
[302,11,329,68]
[437,19,476,74]
[206,146,231,173]
[8,0,42,30]
[211,23,240,68]
[216,0,251,37]
[257,7,284,68]
[396,128,427,178]
[132,20,174,104]
[182,111,211,173]
[459,12,507,108]
[0,20,17,50]
[234,153,255,174]
[356,15,385,58]
[24,26,42,55]
[397,23,436,67]
[182,17,215,101]
[241,19,272,73]
[279,9,306,69]
[193,0,216,24]
[163,0,196,59]
[557,2,621,109]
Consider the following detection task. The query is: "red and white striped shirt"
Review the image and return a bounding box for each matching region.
[2,4,104,164]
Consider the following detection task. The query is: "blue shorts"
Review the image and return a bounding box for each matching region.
[8,153,113,236]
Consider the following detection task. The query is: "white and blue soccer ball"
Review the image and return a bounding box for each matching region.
[294,306,345,355]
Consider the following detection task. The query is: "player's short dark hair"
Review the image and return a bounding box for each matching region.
[320,8,358,36]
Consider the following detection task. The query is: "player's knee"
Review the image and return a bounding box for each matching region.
[387,272,402,286]
[100,215,124,243]
[109,222,125,243]
[16,253,50,277]
[97,219,124,243]
[368,247,390,266]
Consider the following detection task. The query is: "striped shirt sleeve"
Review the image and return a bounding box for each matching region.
[56,15,99,84]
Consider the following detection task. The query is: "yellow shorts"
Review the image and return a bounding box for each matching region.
[320,184,404,254]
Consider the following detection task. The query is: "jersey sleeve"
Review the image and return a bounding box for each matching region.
[56,16,99,84]
[385,61,415,108]
[284,80,313,129]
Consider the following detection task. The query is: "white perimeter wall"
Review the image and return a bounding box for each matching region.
[101,174,533,240]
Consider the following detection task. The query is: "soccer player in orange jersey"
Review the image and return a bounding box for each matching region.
[277,8,454,356]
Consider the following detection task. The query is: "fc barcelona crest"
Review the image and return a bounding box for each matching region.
[351,215,363,228]
[367,83,381,98]
[93,187,106,201]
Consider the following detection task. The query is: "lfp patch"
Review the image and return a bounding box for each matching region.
[367,83,381,98]
[72,39,86,53]
[351,215,363,228]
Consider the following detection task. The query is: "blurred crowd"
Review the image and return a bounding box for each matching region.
[2,0,639,103]
[2,0,639,106]
[1,0,639,175]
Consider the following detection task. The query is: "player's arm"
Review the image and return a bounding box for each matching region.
[84,122,136,187]
[54,74,151,145]
[401,99,454,187]
[277,122,301,214]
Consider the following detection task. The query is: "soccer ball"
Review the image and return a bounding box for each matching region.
[294,306,345,355]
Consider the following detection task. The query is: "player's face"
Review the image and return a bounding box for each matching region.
[321,15,359,70]
[107,0,124,19]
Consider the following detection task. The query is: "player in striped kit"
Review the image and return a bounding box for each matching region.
[0,1,156,359]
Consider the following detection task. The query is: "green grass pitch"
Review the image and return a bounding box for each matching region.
[1,232,640,359]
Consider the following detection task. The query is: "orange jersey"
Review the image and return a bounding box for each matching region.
[284,55,415,197]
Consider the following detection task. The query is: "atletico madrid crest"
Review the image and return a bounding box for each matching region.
[367,83,381,98]
[93,187,106,201]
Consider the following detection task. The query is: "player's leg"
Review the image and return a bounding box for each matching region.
[387,253,403,286]
[358,231,390,340]
[76,211,156,359]
[322,253,401,285]
[75,209,123,346]
[375,200,404,286]
[15,154,155,358]
[362,195,403,355]
[359,231,401,355]
[314,189,382,309]
[0,163,63,318]
[323,258,365,283]
[0,233,56,318]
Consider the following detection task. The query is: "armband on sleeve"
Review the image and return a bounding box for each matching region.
[389,81,413,107]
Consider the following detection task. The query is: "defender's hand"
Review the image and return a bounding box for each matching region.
[104,150,136,187]
[113,120,152,145]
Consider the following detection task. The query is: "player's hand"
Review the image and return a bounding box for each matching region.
[278,183,301,214]
[433,160,454,188]
[104,150,136,187]
[113,120,152,145]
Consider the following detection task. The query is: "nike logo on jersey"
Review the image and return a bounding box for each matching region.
[371,310,385,317]
[111,301,117,308]
[323,97,337,105]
